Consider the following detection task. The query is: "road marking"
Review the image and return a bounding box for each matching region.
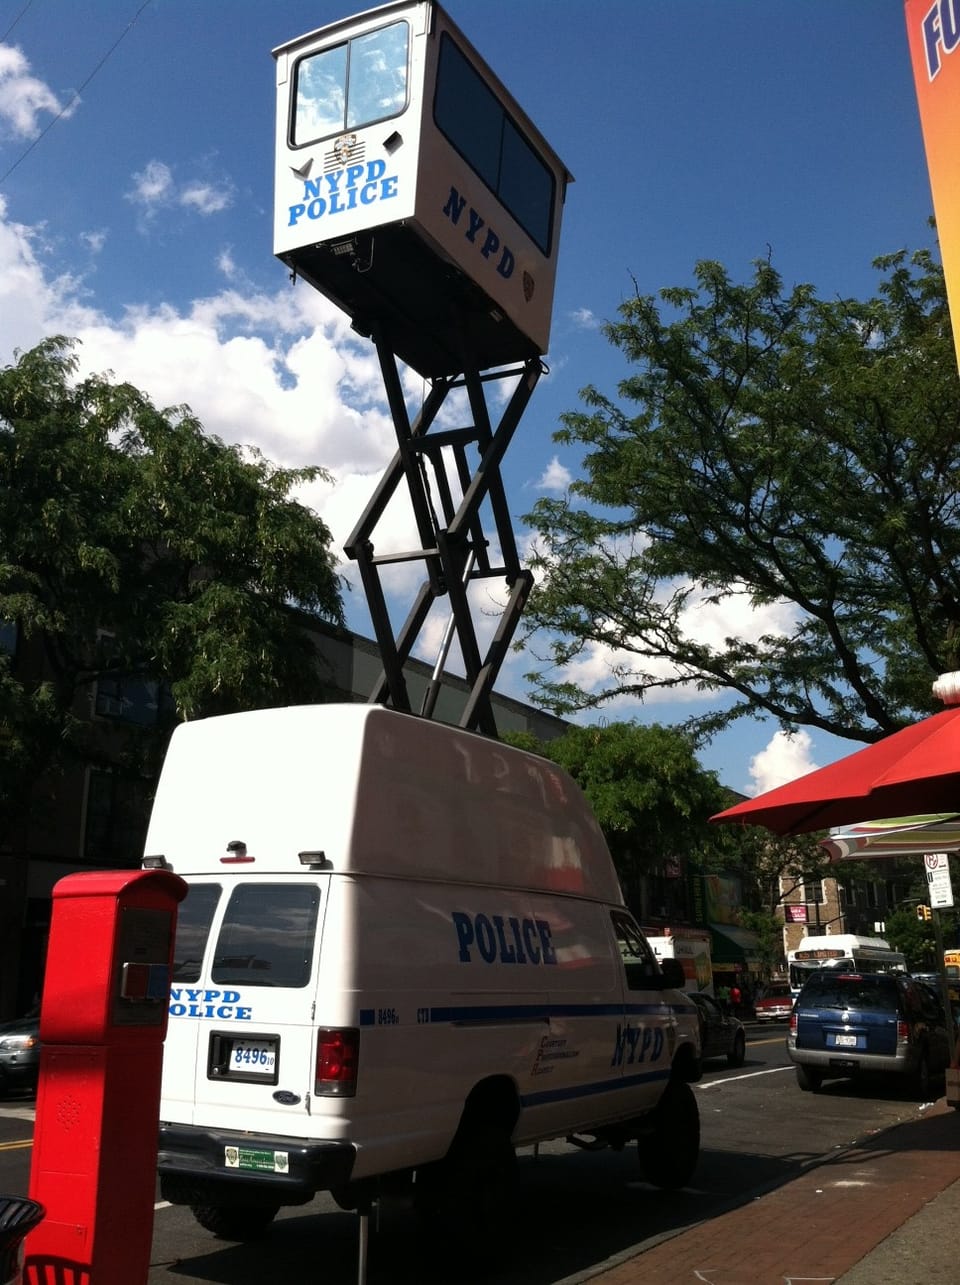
[697,1066,794,1089]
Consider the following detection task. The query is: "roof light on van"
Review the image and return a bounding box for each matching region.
[298,850,327,867]
[221,840,255,865]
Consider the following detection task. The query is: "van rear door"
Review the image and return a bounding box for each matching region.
[162,876,326,1138]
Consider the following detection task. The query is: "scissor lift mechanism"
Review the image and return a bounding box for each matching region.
[344,319,543,738]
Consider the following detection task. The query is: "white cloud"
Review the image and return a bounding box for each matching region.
[180,182,233,216]
[534,455,572,493]
[80,229,106,254]
[568,306,599,329]
[127,159,174,208]
[0,43,69,139]
[748,728,818,796]
[126,160,233,220]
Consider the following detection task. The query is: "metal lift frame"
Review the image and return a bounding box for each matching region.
[343,320,543,738]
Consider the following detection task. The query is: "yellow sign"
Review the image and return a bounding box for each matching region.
[906,0,960,369]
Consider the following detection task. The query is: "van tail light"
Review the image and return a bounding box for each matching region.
[789,1013,798,1036]
[897,1020,910,1047]
[315,1028,359,1097]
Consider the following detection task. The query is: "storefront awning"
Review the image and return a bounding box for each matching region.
[709,922,761,965]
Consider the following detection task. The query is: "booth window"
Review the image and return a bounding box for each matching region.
[434,33,555,255]
[293,20,409,145]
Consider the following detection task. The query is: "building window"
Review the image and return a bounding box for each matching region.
[95,672,164,727]
[83,768,148,866]
[0,619,17,657]
[805,880,824,905]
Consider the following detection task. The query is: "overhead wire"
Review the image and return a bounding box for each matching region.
[1,0,37,43]
[0,0,153,187]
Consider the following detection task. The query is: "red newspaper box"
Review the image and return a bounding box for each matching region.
[24,868,186,1285]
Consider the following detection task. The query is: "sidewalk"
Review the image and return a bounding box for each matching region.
[585,1096,960,1285]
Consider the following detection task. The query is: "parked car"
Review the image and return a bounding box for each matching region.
[689,992,746,1067]
[754,982,794,1023]
[0,1012,40,1096]
[788,970,950,1099]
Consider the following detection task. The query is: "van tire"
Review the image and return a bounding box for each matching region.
[416,1123,517,1245]
[795,1064,822,1093]
[189,1204,279,1240]
[727,1030,746,1068]
[636,1079,699,1190]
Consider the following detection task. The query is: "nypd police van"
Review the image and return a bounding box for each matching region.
[146,704,702,1239]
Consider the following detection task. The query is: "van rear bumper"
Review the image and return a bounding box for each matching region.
[158,1123,357,1204]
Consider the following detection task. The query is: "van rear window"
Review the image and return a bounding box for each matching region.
[172,884,222,983]
[212,884,320,989]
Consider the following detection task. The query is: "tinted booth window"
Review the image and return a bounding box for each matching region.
[434,33,554,254]
[212,884,320,988]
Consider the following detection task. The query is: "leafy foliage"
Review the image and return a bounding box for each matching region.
[0,336,344,833]
[505,720,768,884]
[521,246,960,749]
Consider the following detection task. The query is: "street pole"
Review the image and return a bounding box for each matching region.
[932,908,957,1064]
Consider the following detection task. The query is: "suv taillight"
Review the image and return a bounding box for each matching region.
[789,1012,798,1036]
[315,1028,359,1096]
[897,1019,910,1045]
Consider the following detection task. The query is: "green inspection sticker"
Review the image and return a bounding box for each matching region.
[224,1146,289,1173]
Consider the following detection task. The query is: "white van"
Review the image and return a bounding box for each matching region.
[146,705,701,1239]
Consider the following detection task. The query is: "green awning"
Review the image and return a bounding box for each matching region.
[709,922,761,965]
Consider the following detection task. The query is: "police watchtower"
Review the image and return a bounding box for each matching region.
[273,1,572,734]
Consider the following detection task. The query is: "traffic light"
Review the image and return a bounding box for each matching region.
[916,903,933,922]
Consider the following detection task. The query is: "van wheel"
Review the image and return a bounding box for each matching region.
[727,1030,746,1068]
[795,1064,822,1093]
[190,1204,279,1240]
[417,1124,517,1245]
[637,1079,699,1190]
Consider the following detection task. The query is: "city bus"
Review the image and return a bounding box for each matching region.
[787,933,907,996]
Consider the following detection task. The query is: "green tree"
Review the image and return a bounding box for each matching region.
[521,245,960,748]
[0,336,344,835]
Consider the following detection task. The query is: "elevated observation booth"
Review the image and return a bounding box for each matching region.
[273,1,572,734]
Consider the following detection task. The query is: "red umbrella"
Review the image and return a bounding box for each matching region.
[710,704,960,836]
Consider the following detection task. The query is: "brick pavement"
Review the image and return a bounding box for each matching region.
[585,1098,960,1285]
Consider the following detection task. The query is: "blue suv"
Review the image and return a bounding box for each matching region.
[787,970,950,1100]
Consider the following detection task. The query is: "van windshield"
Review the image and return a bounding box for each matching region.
[212,883,320,988]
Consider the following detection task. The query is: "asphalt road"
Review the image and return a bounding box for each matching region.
[0,1024,936,1285]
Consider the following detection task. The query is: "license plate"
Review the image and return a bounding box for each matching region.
[230,1040,277,1075]
[833,1033,857,1048]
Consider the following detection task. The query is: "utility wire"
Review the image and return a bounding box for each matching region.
[1,0,37,44]
[0,0,152,187]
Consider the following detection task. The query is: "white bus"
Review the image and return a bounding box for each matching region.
[787,933,907,996]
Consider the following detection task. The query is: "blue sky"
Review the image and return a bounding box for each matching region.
[0,0,939,798]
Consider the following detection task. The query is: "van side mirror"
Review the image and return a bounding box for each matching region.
[658,958,686,990]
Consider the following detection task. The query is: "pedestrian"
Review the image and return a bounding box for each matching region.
[730,982,742,1014]
[716,983,731,1012]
